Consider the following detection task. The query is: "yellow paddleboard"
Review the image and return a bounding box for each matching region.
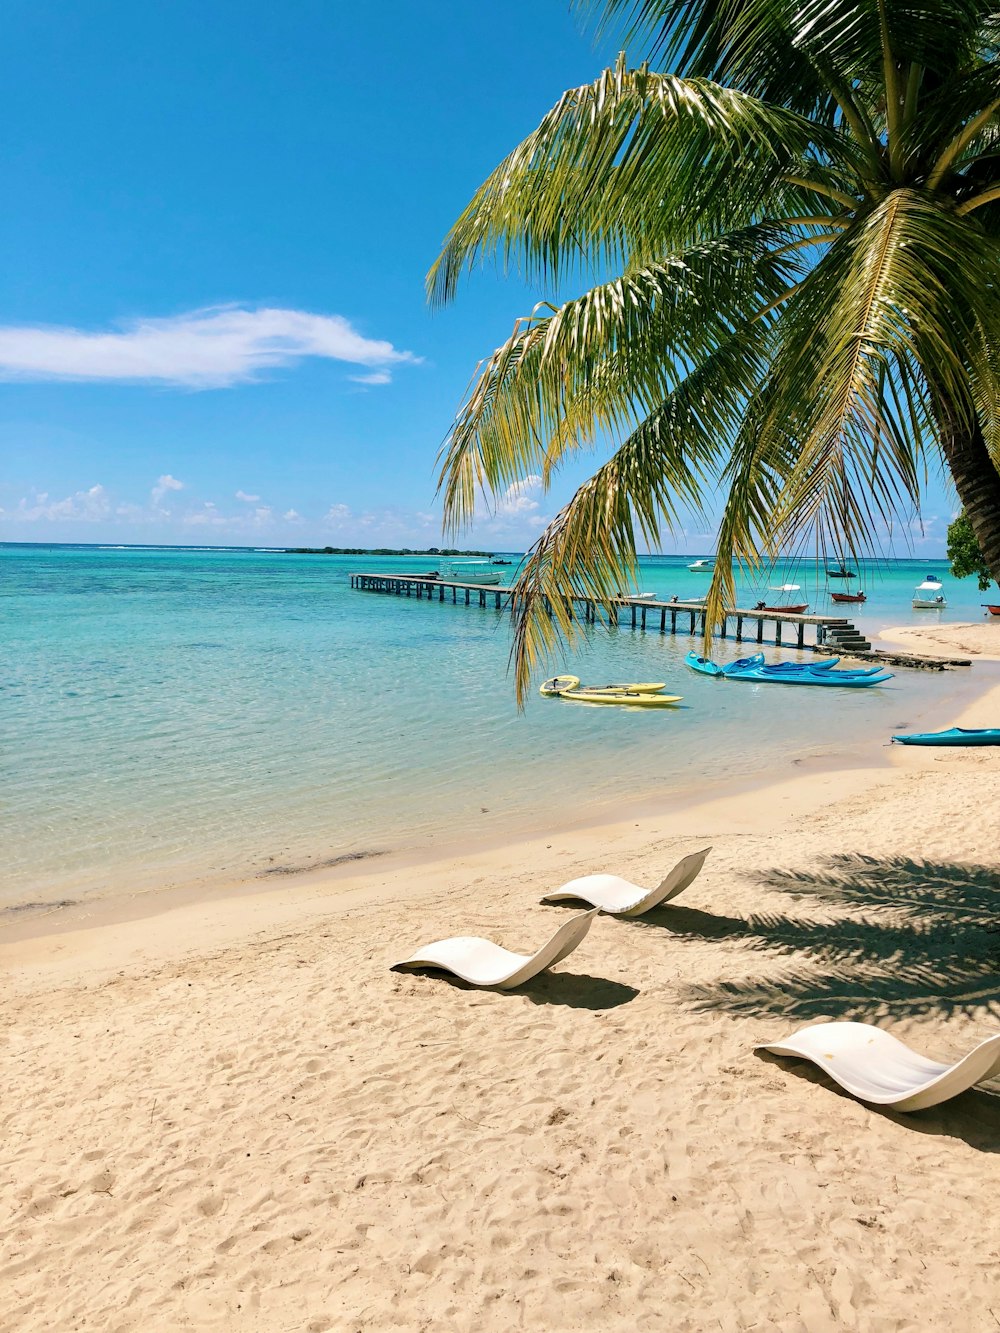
[585,682,666,694]
[540,674,581,696]
[561,689,683,707]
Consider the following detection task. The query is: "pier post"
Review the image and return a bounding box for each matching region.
[756,617,764,643]
[775,619,782,646]
[736,615,743,641]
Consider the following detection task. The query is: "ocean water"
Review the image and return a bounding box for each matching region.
[1,543,992,911]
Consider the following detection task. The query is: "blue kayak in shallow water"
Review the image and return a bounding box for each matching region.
[685,650,893,686]
[892,727,1000,746]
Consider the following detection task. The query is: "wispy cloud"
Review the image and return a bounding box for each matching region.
[235,489,260,502]
[151,473,184,507]
[0,306,418,388]
[11,484,112,522]
[350,369,393,387]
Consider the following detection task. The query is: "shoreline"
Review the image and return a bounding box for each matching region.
[2,634,994,947]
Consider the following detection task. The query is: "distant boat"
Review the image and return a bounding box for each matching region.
[445,560,504,585]
[831,591,866,603]
[827,565,856,579]
[687,559,714,571]
[912,575,946,609]
[491,558,512,566]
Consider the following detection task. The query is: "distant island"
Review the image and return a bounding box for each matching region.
[285,546,495,556]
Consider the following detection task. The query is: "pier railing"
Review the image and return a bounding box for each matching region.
[350,572,859,651]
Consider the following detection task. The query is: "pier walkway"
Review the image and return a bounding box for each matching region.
[349,571,866,652]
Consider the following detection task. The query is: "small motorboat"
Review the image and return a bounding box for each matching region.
[540,676,668,697]
[982,604,1000,617]
[826,565,856,579]
[831,591,866,603]
[912,575,946,609]
[753,584,809,614]
[417,570,440,579]
[685,650,892,686]
[491,558,512,566]
[687,559,714,572]
[892,727,1000,746]
[445,560,504,585]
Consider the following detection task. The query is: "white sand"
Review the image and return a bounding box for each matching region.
[3,647,999,1331]
[879,619,1000,661]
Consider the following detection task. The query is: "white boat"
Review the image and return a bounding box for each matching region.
[688,559,714,572]
[445,560,504,585]
[912,574,947,609]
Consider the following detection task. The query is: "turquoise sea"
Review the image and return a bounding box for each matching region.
[2,543,993,912]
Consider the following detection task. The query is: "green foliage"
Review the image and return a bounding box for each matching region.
[946,513,995,590]
[431,1,1000,701]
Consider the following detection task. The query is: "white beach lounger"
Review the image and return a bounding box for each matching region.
[391,908,599,989]
[539,847,711,917]
[760,1021,1000,1112]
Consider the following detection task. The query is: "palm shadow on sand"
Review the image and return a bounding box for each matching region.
[637,853,999,1025]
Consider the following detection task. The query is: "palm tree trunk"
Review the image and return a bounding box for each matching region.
[933,401,1000,583]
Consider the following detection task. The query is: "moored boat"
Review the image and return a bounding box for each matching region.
[687,559,714,571]
[826,565,856,579]
[982,604,1000,617]
[831,591,866,603]
[892,727,1000,746]
[444,560,504,585]
[754,583,808,614]
[912,574,946,608]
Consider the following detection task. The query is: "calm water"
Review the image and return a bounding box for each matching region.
[1,543,991,910]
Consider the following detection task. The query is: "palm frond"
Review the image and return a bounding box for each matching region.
[427,60,832,302]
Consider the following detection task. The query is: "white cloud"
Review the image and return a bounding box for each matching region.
[350,370,393,386]
[151,473,184,507]
[235,489,261,502]
[0,305,418,388]
[495,474,542,518]
[324,503,353,525]
[12,484,111,522]
[283,509,302,521]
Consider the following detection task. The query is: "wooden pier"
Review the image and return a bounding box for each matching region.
[349,572,863,651]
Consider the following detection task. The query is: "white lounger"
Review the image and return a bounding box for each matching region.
[391,908,599,989]
[540,847,711,917]
[760,1021,1000,1112]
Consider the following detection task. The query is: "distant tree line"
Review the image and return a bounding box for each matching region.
[285,546,494,556]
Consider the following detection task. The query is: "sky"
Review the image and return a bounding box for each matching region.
[0,0,953,553]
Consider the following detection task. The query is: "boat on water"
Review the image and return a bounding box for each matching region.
[826,565,856,579]
[831,591,866,603]
[892,727,1000,746]
[753,584,809,614]
[983,604,1000,617]
[912,575,946,609]
[685,650,892,686]
[491,558,512,566]
[687,559,714,572]
[444,560,504,585]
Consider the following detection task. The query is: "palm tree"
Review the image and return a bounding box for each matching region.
[428,0,1000,700]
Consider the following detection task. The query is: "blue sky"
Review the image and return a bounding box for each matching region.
[0,0,952,553]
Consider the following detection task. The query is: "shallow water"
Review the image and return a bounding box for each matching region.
[1,543,991,909]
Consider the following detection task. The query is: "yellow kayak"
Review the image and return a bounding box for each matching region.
[540,676,668,697]
[561,688,683,707]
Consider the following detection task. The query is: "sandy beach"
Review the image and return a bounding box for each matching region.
[3,630,999,1332]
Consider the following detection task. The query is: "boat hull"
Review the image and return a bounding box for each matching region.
[831,592,866,603]
[912,598,947,609]
[756,604,809,614]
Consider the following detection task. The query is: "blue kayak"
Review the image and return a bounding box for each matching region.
[892,727,1000,746]
[686,651,893,686]
[722,652,884,679]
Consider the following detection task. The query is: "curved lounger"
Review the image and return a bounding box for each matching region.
[391,908,599,989]
[759,1021,1000,1112]
[540,847,711,917]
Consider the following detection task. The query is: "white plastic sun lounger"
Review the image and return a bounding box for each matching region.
[539,847,711,917]
[760,1021,1000,1112]
[391,908,599,989]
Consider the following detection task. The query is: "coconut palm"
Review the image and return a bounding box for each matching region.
[428,0,1000,700]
